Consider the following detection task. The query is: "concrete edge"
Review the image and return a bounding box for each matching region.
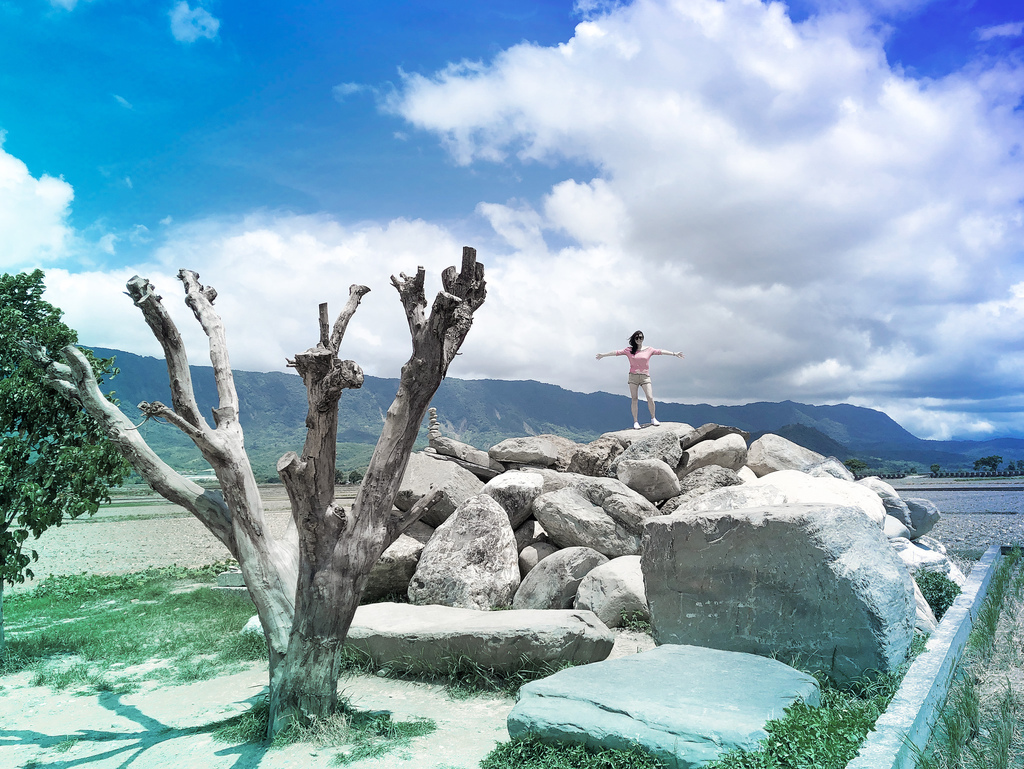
[845,543,1004,769]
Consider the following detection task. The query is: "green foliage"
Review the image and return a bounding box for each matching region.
[480,736,667,769]
[844,458,869,474]
[347,468,365,484]
[930,464,941,474]
[620,611,653,634]
[0,270,131,595]
[972,455,1002,472]
[916,571,962,621]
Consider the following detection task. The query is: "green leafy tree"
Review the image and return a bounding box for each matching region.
[347,468,365,485]
[0,270,131,654]
[844,458,869,475]
[973,455,1002,472]
[930,464,941,475]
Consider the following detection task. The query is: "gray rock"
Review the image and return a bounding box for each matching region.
[526,469,662,534]
[519,542,560,577]
[889,537,967,587]
[610,431,683,474]
[678,433,748,476]
[482,471,545,529]
[347,602,615,672]
[532,488,642,557]
[805,457,855,482]
[615,458,681,502]
[678,422,752,451]
[567,435,627,477]
[883,514,912,540]
[601,421,694,448]
[430,435,506,474]
[737,466,758,482]
[488,436,560,467]
[241,615,262,636]
[408,494,520,609]
[642,504,916,683]
[508,644,820,768]
[673,469,886,526]
[675,464,743,502]
[514,519,549,551]
[903,498,941,539]
[746,434,825,476]
[858,477,913,525]
[534,434,586,472]
[513,547,609,610]
[912,577,938,634]
[217,570,245,587]
[363,533,425,603]
[574,555,648,629]
[395,452,485,527]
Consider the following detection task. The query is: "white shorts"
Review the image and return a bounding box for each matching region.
[628,372,651,386]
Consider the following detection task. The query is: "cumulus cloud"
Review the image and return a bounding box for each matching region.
[0,134,75,268]
[385,0,1024,438]
[976,21,1024,41]
[169,1,220,44]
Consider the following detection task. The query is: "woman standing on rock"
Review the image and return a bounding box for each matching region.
[596,330,685,430]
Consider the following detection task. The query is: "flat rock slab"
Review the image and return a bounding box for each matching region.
[346,602,614,672]
[508,644,820,769]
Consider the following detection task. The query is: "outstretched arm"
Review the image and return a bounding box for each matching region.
[654,349,685,358]
[595,350,622,360]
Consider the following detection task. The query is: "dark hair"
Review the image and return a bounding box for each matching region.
[629,330,644,355]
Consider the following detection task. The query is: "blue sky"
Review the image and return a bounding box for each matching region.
[3,0,1023,441]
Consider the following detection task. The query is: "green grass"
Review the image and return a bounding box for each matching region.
[916,571,962,621]
[211,695,436,764]
[335,645,571,698]
[1,563,263,692]
[480,736,668,769]
[918,548,1024,769]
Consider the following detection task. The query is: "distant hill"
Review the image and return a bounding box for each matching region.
[88,347,1024,477]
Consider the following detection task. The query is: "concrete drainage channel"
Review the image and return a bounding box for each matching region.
[846,543,1009,769]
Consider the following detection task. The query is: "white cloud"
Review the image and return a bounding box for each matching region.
[977,21,1024,42]
[169,1,220,44]
[332,83,369,102]
[0,133,75,268]
[384,0,1024,438]
[113,94,134,110]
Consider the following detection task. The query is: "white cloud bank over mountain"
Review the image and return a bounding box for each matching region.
[11,0,1024,441]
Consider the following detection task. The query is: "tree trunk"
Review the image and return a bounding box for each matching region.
[40,250,486,740]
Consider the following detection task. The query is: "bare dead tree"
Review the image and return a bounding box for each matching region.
[37,246,486,736]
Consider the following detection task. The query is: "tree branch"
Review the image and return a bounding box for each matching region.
[178,270,239,425]
[125,276,206,430]
[329,285,371,353]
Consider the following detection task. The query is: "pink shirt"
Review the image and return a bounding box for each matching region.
[616,346,664,374]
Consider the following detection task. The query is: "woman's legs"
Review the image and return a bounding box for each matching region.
[641,381,656,422]
[629,382,640,423]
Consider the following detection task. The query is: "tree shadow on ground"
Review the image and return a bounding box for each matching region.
[0,688,270,769]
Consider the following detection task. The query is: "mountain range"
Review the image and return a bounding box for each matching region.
[89,347,1024,479]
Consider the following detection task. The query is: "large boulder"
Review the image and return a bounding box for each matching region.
[482,471,545,529]
[673,469,886,526]
[858,476,914,526]
[567,435,627,477]
[526,469,662,533]
[514,519,549,551]
[346,603,615,672]
[678,422,751,451]
[429,435,506,474]
[883,514,912,540]
[746,434,825,476]
[912,577,939,634]
[362,521,433,603]
[677,433,748,476]
[601,422,694,448]
[535,434,585,472]
[903,498,941,539]
[508,645,820,768]
[574,555,649,629]
[610,431,683,474]
[532,488,642,557]
[488,436,560,467]
[662,465,743,515]
[615,458,681,503]
[805,457,855,482]
[519,542,559,578]
[642,503,916,683]
[513,547,609,610]
[407,494,519,609]
[889,537,967,587]
[395,452,485,527]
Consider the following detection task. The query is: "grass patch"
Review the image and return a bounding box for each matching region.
[481,736,668,769]
[212,695,436,764]
[336,645,570,698]
[620,611,653,634]
[916,571,962,621]
[918,547,1024,769]
[1,564,262,693]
